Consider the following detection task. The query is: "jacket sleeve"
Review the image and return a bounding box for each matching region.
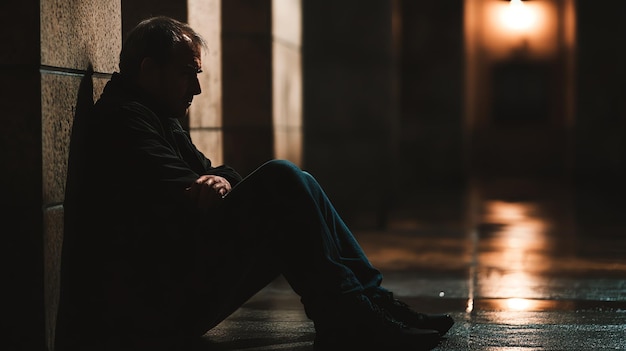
[169,119,243,186]
[114,103,201,194]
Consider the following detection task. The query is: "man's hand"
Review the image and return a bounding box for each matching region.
[186,175,232,210]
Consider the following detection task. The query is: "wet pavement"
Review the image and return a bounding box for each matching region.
[198,176,626,350]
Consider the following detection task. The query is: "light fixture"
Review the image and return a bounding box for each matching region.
[499,0,538,32]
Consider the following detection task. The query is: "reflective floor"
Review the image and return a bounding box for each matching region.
[199,176,626,350]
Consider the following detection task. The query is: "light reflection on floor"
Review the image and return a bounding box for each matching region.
[365,177,626,309]
[477,199,553,310]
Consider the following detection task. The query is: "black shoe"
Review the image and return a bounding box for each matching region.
[312,294,440,351]
[368,290,454,336]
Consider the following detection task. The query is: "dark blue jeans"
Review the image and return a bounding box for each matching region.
[188,160,384,333]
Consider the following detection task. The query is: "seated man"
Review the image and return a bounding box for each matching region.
[55,16,453,351]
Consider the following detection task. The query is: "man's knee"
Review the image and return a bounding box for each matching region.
[258,159,302,179]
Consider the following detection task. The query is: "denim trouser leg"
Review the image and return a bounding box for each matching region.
[190,160,383,332]
[297,165,383,292]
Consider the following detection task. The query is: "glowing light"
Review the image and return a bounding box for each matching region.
[466,298,474,313]
[506,298,532,311]
[478,0,557,59]
[486,201,525,222]
[500,0,538,32]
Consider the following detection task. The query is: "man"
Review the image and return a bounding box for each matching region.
[56,16,453,351]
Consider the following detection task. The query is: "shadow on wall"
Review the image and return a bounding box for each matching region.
[51,64,95,351]
[64,65,94,203]
[62,63,95,222]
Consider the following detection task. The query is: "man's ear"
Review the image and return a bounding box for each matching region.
[138,57,159,87]
[139,57,156,73]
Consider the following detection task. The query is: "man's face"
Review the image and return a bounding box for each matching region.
[152,41,202,118]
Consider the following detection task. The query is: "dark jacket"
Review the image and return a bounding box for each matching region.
[56,73,242,348]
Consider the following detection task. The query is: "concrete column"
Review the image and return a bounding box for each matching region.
[222,0,274,176]
[272,0,303,166]
[40,1,121,350]
[397,1,466,230]
[575,1,626,179]
[302,0,398,228]
[574,1,626,227]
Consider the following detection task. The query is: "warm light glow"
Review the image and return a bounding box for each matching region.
[499,0,537,32]
[481,0,558,59]
[487,201,525,222]
[506,297,531,311]
[466,298,474,313]
[478,200,552,311]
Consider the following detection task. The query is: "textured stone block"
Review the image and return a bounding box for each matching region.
[41,0,121,73]
[42,73,111,205]
[42,73,80,206]
[93,75,110,102]
[44,205,64,351]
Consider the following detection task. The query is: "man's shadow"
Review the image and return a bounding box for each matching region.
[64,64,94,203]
[54,64,95,351]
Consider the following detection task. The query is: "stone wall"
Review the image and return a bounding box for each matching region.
[41,3,121,350]
[15,1,123,350]
[0,0,120,350]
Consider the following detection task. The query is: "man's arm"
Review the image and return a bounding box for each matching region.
[114,102,246,211]
[114,104,229,210]
[169,120,243,186]
[185,174,232,210]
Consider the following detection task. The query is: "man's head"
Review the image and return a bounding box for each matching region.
[120,16,204,118]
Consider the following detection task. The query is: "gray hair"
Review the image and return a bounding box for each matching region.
[119,16,205,78]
